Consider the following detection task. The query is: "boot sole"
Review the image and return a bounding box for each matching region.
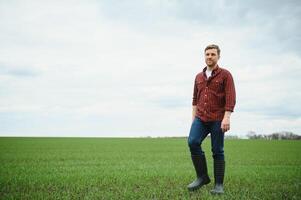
[210,191,224,195]
[188,180,211,191]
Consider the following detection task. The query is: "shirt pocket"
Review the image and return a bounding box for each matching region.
[211,79,224,92]
[197,80,206,91]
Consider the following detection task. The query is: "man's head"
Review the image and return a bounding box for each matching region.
[204,44,220,68]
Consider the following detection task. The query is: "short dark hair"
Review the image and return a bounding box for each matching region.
[204,44,220,56]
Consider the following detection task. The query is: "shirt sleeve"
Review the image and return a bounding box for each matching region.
[192,77,198,106]
[224,72,236,112]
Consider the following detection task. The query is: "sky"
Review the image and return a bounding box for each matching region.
[0,0,301,137]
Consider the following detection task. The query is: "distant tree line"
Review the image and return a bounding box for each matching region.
[246,131,301,140]
[224,135,239,139]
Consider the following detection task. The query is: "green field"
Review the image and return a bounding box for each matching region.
[0,138,300,199]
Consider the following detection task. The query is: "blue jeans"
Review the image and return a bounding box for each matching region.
[188,117,225,160]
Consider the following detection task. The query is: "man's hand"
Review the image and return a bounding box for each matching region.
[221,111,232,132]
[192,106,197,122]
[221,117,230,132]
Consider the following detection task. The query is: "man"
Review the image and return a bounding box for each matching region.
[187,44,236,194]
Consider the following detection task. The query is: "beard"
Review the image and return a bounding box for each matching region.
[206,59,217,67]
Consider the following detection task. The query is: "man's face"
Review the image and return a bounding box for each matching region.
[205,48,219,68]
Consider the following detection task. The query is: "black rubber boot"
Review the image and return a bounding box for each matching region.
[211,159,225,194]
[187,154,211,191]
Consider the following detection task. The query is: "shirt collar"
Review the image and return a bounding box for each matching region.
[202,65,220,76]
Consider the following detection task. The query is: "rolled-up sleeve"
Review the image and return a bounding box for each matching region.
[224,72,236,112]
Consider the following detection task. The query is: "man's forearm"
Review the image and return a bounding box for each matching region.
[192,106,197,121]
[223,111,232,119]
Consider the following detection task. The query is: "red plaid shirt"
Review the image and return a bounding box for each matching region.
[192,66,236,122]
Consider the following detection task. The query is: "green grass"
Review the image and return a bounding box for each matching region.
[0,137,300,199]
